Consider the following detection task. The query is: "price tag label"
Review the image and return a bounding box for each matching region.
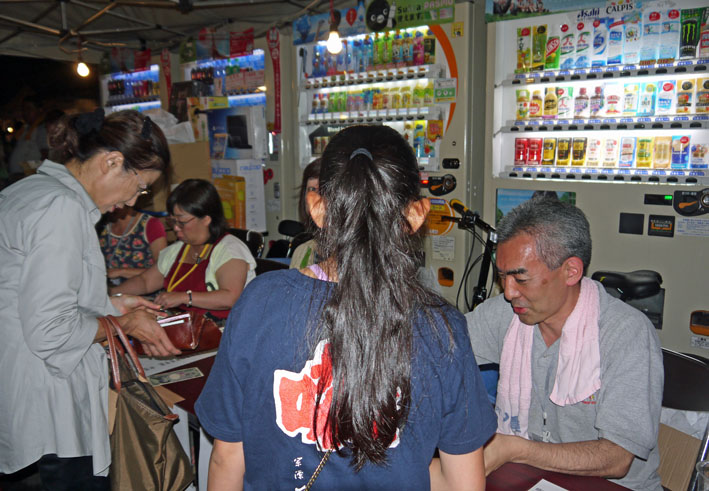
[434,79,456,103]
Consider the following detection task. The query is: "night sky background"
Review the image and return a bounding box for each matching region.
[0,55,99,110]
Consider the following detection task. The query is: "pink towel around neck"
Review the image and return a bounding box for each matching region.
[496,277,601,438]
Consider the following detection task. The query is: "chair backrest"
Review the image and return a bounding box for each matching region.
[660,349,709,491]
[278,219,305,238]
[255,258,289,276]
[287,232,314,259]
[228,228,264,258]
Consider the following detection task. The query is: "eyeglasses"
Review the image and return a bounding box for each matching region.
[166,216,197,228]
[131,170,150,196]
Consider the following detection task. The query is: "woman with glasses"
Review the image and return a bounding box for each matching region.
[111,178,256,321]
[0,109,180,489]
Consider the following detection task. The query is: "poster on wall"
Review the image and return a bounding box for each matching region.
[391,0,455,30]
[495,189,576,224]
[212,159,267,232]
[293,0,367,44]
[485,0,639,22]
[207,105,267,160]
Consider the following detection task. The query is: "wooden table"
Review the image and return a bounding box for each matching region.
[161,355,216,414]
[487,462,628,490]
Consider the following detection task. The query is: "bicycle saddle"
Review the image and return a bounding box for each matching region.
[590,270,663,300]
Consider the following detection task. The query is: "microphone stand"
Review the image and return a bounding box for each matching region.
[442,212,498,309]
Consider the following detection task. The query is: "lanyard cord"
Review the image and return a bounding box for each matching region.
[166,243,212,292]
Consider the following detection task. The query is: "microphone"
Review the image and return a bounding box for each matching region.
[450,199,472,217]
[449,199,495,233]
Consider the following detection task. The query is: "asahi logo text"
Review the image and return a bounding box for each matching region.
[576,8,600,21]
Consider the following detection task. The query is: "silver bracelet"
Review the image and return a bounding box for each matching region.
[186,290,192,307]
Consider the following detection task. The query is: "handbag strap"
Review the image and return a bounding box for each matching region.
[304,449,333,491]
[100,317,122,391]
[106,315,146,379]
[101,316,148,391]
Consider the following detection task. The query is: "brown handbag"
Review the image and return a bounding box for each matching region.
[132,310,222,355]
[101,316,194,491]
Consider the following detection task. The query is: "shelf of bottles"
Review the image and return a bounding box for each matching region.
[183,50,266,105]
[492,5,709,185]
[299,26,445,169]
[104,64,160,107]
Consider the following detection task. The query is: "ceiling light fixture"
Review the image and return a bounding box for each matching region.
[77,60,90,77]
[76,38,90,77]
[326,0,342,55]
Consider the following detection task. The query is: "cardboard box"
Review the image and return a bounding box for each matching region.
[148,141,212,213]
[213,175,246,229]
[657,423,702,491]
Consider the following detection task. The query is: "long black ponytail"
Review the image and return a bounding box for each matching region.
[313,125,447,470]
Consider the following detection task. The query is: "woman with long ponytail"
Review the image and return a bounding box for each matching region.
[196,125,496,489]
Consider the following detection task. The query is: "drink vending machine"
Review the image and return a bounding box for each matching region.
[482,2,709,356]
[287,2,489,309]
[100,64,161,114]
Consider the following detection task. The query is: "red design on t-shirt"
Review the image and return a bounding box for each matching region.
[274,340,334,449]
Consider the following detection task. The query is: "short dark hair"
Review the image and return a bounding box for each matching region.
[496,195,592,273]
[298,158,321,228]
[167,179,228,243]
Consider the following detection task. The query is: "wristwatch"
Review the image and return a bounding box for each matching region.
[186,290,193,307]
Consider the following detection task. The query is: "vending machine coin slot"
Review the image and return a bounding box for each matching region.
[673,189,709,216]
[427,174,457,196]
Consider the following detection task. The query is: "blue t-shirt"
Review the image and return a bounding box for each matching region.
[196,269,496,490]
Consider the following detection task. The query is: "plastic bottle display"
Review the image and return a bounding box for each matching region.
[543,87,558,119]
[619,136,637,167]
[676,79,696,114]
[622,84,639,116]
[512,6,707,75]
[529,90,543,118]
[527,138,543,164]
[532,25,548,71]
[424,29,436,65]
[637,82,657,117]
[574,87,590,119]
[589,86,604,118]
[654,136,672,168]
[413,31,425,66]
[556,87,574,119]
[516,89,530,120]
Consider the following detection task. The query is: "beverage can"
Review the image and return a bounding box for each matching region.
[603,138,620,167]
[542,138,557,165]
[671,135,690,168]
[556,137,571,165]
[636,137,653,167]
[653,136,672,168]
[619,137,637,167]
[571,137,588,166]
[527,138,543,165]
[515,138,529,165]
[586,137,603,166]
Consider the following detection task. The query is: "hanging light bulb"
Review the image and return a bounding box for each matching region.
[77,61,90,77]
[326,29,342,54]
[325,0,342,54]
[76,38,90,77]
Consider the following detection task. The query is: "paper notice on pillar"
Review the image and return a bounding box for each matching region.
[431,235,455,261]
[676,217,709,237]
[237,160,267,232]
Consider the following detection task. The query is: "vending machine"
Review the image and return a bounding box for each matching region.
[100,63,162,114]
[482,2,709,356]
[285,1,489,309]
